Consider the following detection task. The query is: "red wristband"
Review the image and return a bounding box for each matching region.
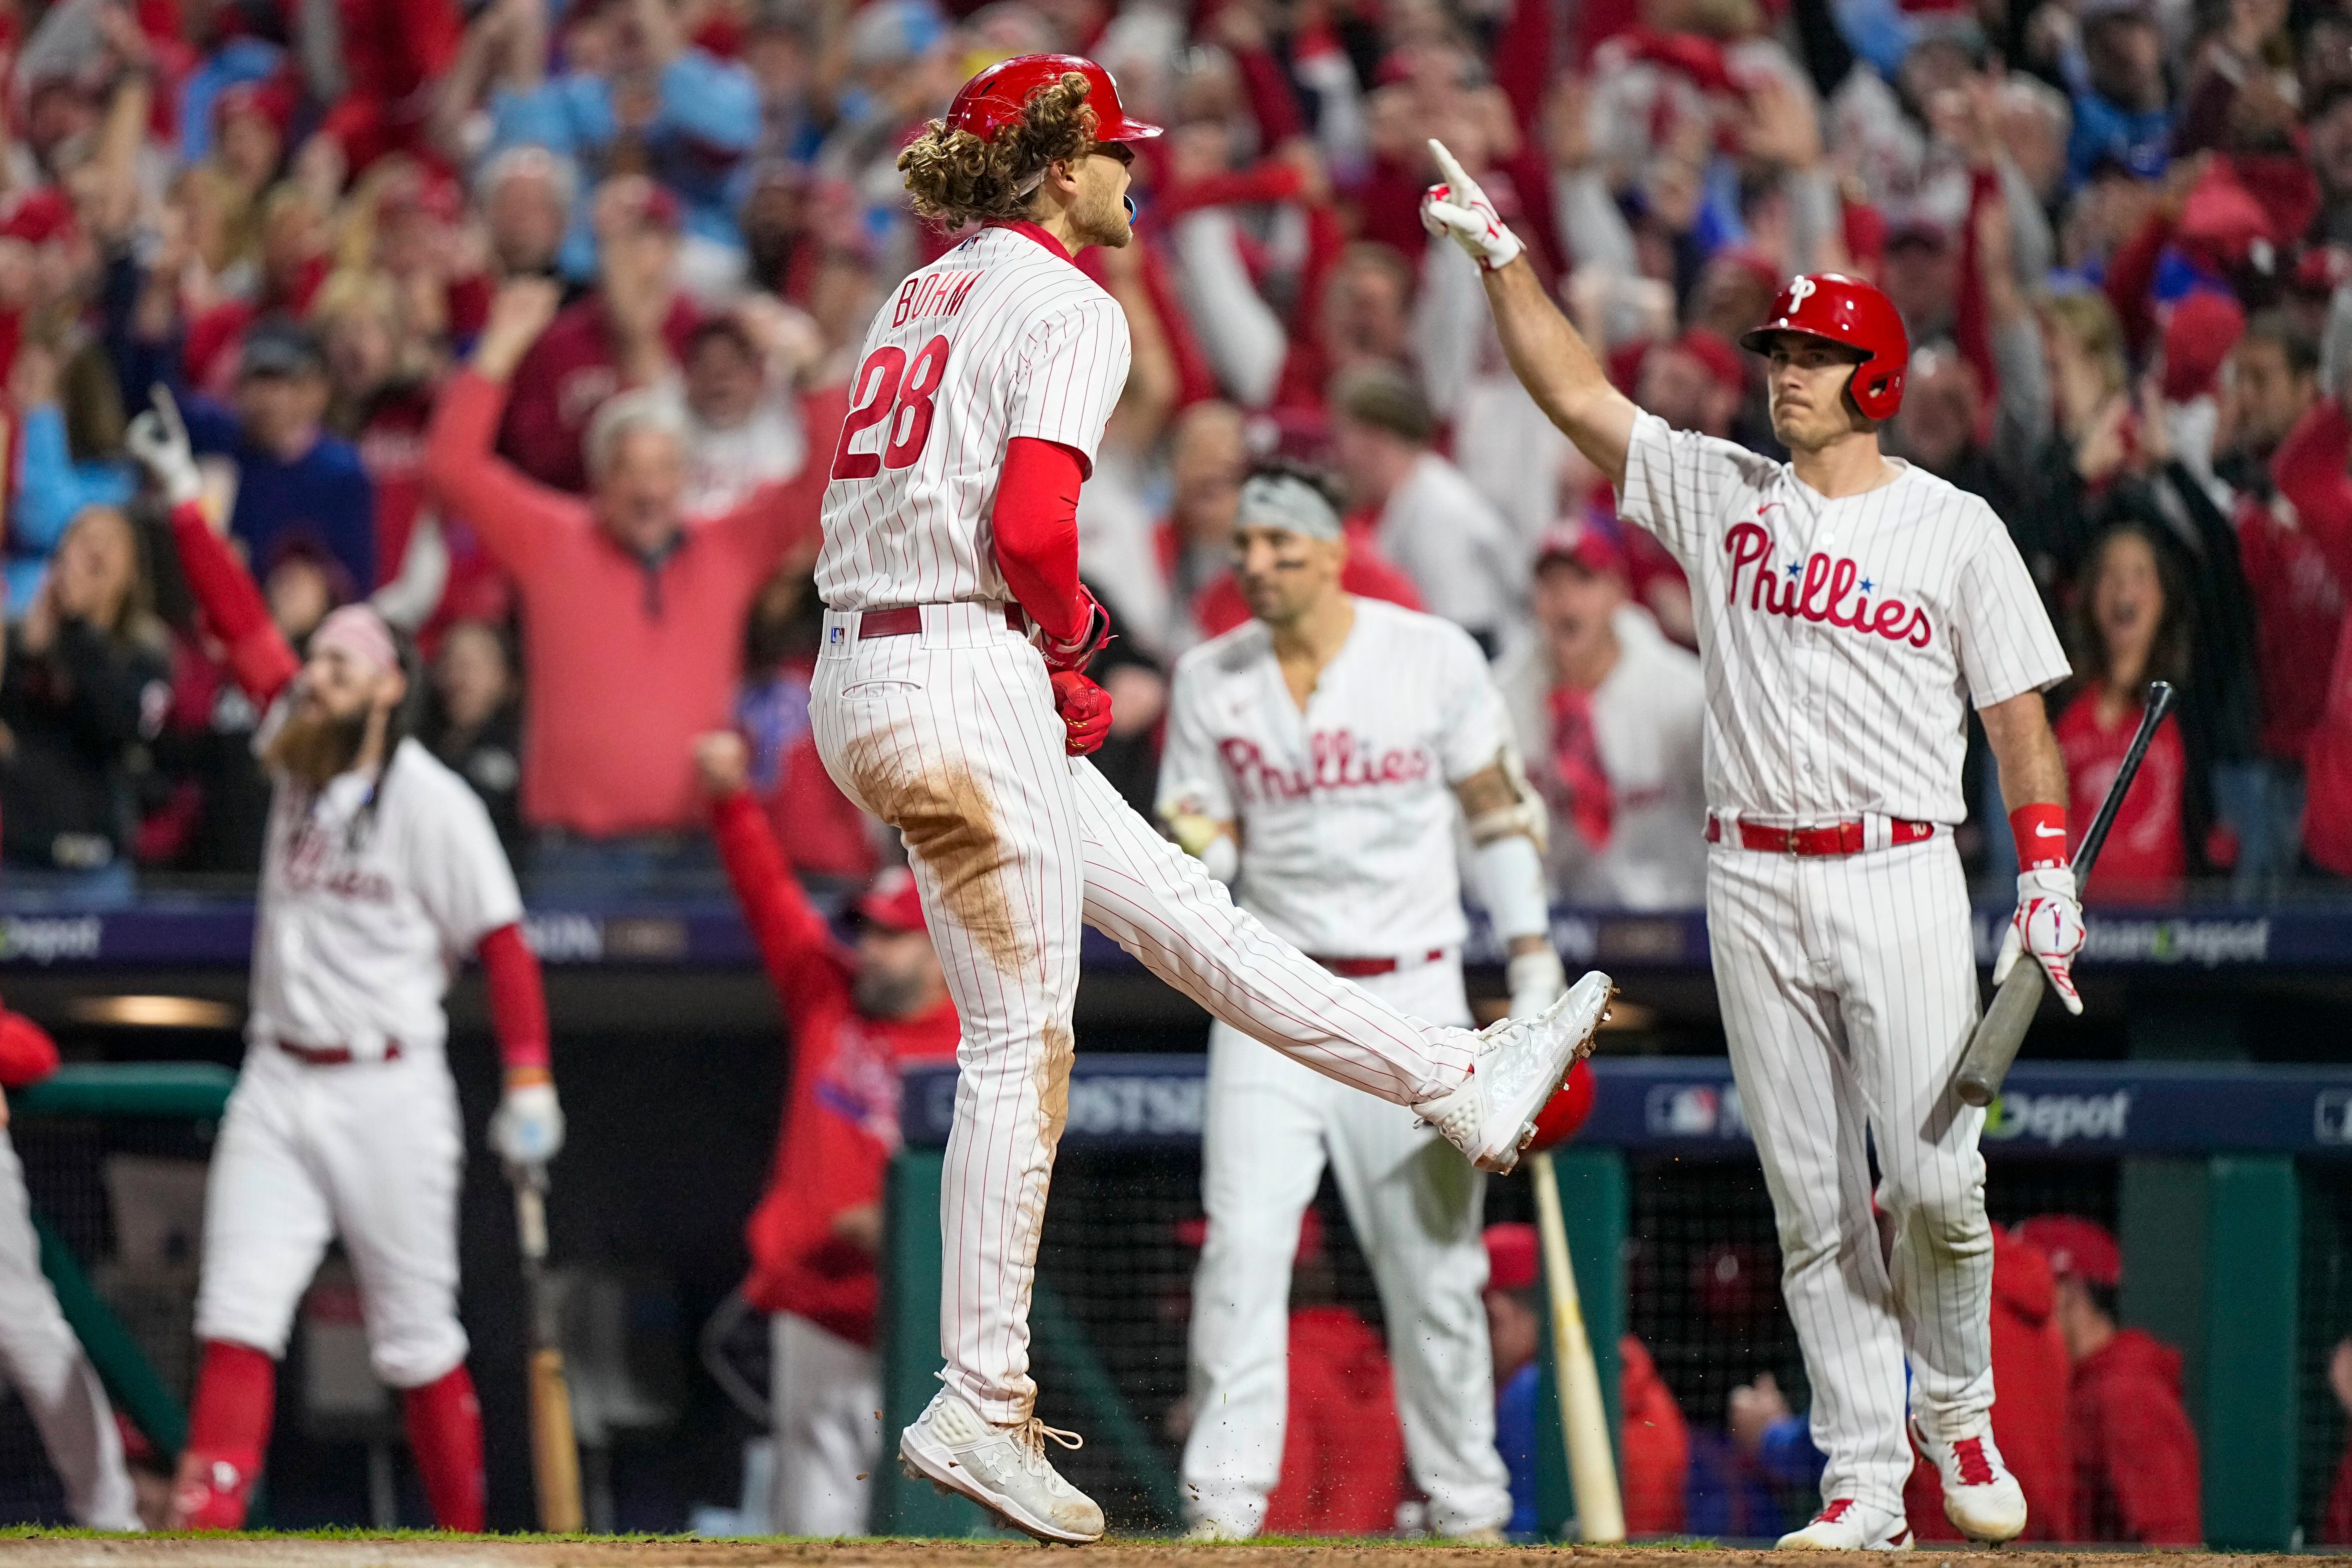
[2010,804,2070,871]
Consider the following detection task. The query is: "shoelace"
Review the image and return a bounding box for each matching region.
[1012,1418,1084,1478]
[1952,1436,1996,1486]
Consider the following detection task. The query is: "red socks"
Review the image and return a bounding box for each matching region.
[175,1340,275,1528]
[402,1365,486,1532]
[178,1343,483,1531]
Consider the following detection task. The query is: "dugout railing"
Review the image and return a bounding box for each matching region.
[882,1055,2352,1547]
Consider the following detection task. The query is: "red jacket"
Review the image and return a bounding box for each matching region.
[1619,1334,1689,1536]
[2275,398,2352,874]
[2070,1328,2201,1543]
[714,792,958,1345]
[1907,1227,2075,1541]
[1262,1305,1406,1535]
[2234,488,2344,763]
[424,371,830,835]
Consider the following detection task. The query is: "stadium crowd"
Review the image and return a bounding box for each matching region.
[0,0,2343,910]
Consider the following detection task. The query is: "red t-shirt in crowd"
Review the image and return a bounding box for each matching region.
[2054,693,2187,902]
[714,792,959,1345]
[496,294,702,493]
[1906,1227,2075,1541]
[1261,1305,1405,1535]
[2273,398,2352,874]
[2069,1328,2201,1544]
[2233,491,2344,763]
[425,370,829,835]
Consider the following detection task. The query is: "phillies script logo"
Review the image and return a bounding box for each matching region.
[1724,521,1934,649]
[1219,732,1433,803]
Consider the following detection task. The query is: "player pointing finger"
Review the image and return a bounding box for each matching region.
[1429,138,2078,1547]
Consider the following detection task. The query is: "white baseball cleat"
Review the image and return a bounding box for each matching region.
[1912,1419,2028,1543]
[898,1387,1105,1543]
[1416,970,1613,1173]
[1776,1498,1914,1549]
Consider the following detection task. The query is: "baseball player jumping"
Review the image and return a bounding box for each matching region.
[1424,144,2079,1547]
[812,57,1610,1544]
[1161,461,1563,1541]
[126,391,564,1532]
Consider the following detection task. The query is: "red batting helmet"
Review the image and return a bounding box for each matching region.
[1739,272,1910,420]
[946,54,1164,146]
[1526,1059,1596,1153]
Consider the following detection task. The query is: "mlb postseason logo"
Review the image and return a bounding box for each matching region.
[1643,1082,1752,1143]
[2318,1089,2352,1148]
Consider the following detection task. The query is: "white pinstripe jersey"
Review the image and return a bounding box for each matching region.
[1158,599,1510,956]
[814,222,1131,611]
[1617,412,2069,825]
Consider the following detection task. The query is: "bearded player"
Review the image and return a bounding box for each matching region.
[1161,462,1565,1541]
[812,59,1612,1544]
[1423,143,2079,1548]
[127,390,562,1532]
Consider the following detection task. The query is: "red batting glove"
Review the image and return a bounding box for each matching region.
[1040,591,1113,675]
[1052,670,1112,756]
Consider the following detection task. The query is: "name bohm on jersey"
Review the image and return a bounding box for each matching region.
[891,270,981,326]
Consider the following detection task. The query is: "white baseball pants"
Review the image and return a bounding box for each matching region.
[1183,957,1511,1538]
[195,1046,468,1388]
[810,603,1481,1425]
[768,1310,880,1536]
[0,1128,140,1529]
[1707,834,1991,1515]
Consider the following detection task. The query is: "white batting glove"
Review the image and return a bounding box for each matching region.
[1420,140,1524,273]
[1992,867,2085,1015]
[1506,948,1568,1018]
[124,384,203,508]
[490,1080,566,1167]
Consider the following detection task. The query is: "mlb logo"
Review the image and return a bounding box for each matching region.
[828,625,845,647]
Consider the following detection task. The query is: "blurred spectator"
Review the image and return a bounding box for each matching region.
[6,340,136,619]
[2053,527,2197,900]
[2222,313,2335,889]
[495,177,698,495]
[1253,1211,1405,1537]
[421,620,525,863]
[2060,0,2174,188]
[473,147,577,287]
[695,732,957,1537]
[1328,365,1523,655]
[1495,524,1705,908]
[1484,1224,1690,1537]
[426,277,824,892]
[116,316,377,600]
[2016,1215,2201,1545]
[0,506,171,905]
[474,0,760,294]
[736,568,875,884]
[1156,402,1248,652]
[681,310,811,516]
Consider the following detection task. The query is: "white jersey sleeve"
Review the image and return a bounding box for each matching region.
[404,752,527,951]
[1159,643,1241,823]
[1951,516,2072,709]
[1617,410,1780,567]
[1006,296,1131,472]
[1432,624,1512,783]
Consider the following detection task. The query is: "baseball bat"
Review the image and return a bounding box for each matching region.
[514,1170,584,1533]
[1528,1150,1626,1542]
[1953,679,2176,1107]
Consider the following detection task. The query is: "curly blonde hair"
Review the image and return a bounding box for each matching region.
[897,72,1100,227]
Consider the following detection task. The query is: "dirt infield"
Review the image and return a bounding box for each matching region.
[0,1538,2308,1568]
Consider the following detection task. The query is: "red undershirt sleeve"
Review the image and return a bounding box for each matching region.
[168,500,300,707]
[479,923,551,1076]
[990,436,1088,643]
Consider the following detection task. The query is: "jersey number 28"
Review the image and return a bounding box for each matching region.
[830,336,951,479]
